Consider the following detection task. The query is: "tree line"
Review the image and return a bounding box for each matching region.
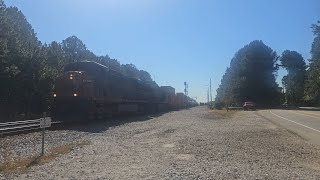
[0,1,157,120]
[215,20,320,108]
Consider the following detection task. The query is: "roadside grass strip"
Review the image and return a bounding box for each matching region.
[206,109,237,119]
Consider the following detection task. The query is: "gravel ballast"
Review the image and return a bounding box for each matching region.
[2,107,320,179]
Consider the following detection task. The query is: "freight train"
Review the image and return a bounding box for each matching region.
[52,61,197,121]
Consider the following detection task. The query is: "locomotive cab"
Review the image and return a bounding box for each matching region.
[53,71,94,99]
[52,71,95,120]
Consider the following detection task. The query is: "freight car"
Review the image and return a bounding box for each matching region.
[52,61,197,121]
[159,86,176,110]
[174,93,198,109]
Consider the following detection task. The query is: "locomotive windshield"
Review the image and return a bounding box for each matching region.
[54,71,92,98]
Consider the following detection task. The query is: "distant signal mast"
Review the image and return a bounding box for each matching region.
[184,82,188,96]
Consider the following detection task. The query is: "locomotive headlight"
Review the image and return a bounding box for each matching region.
[73,93,78,97]
[53,93,57,97]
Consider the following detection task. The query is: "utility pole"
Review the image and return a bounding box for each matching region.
[207,88,209,106]
[210,78,213,108]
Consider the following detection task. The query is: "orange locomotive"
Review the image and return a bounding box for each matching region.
[52,61,196,121]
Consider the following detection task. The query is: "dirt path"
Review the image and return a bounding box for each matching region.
[5,107,320,179]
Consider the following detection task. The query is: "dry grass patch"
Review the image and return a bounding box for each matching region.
[0,141,90,174]
[205,109,237,120]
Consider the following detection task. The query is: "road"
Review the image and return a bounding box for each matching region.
[257,109,320,145]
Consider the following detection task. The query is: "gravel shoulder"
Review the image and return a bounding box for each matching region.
[2,107,320,179]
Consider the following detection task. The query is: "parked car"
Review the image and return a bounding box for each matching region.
[243,101,256,111]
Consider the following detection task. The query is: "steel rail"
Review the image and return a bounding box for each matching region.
[0,118,61,136]
[0,119,41,127]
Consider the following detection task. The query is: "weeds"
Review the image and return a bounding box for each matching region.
[205,109,237,119]
[0,141,90,174]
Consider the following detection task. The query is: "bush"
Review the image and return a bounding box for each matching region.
[214,102,225,110]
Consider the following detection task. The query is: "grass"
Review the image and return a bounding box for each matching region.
[0,141,91,174]
[206,109,238,119]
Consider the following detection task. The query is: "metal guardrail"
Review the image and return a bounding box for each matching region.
[227,107,243,110]
[0,118,59,135]
[298,107,320,111]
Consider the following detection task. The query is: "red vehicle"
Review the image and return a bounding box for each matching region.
[243,101,256,111]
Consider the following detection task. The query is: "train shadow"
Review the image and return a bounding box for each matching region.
[52,112,167,133]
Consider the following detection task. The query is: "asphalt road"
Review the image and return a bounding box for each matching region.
[257,109,320,145]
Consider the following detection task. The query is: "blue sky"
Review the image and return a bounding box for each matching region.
[5,0,320,102]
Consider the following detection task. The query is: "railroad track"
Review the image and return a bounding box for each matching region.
[0,118,61,136]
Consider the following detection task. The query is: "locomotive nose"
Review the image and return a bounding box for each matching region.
[54,71,90,98]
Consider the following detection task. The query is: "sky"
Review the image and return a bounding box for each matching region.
[5,0,320,102]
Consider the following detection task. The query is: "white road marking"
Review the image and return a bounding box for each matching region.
[269,110,320,133]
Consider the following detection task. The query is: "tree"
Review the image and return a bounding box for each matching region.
[305,21,320,105]
[139,70,153,82]
[0,0,159,120]
[121,64,139,78]
[120,64,158,86]
[138,70,158,87]
[45,41,66,75]
[0,0,7,59]
[62,36,88,63]
[0,1,66,119]
[215,67,232,106]
[215,40,280,106]
[97,55,121,72]
[0,4,45,118]
[280,50,306,105]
